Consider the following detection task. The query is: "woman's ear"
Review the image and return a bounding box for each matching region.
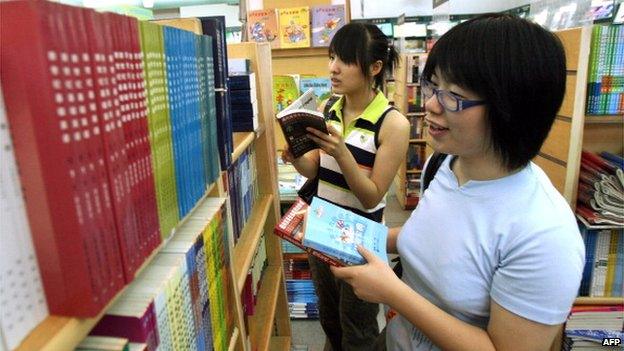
[369,60,383,77]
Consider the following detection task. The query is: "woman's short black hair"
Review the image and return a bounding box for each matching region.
[329,22,399,91]
[422,13,567,171]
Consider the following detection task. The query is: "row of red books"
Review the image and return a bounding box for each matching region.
[0,1,161,317]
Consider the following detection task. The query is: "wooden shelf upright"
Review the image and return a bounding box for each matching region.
[228,41,292,351]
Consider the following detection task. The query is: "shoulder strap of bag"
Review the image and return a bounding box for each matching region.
[323,95,341,120]
[392,152,447,278]
[422,152,448,192]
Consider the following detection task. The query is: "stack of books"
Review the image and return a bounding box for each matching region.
[87,198,233,351]
[277,157,307,200]
[576,151,623,227]
[586,25,623,116]
[227,147,259,241]
[283,253,318,319]
[563,305,624,350]
[242,235,268,317]
[229,71,259,132]
[287,280,319,319]
[578,222,623,298]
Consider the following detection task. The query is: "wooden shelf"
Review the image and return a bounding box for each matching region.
[269,336,291,351]
[409,138,426,143]
[406,112,425,117]
[406,82,419,87]
[233,195,274,291]
[249,265,282,351]
[271,46,328,58]
[16,190,220,351]
[574,297,624,305]
[232,132,256,163]
[406,169,422,174]
[584,115,623,124]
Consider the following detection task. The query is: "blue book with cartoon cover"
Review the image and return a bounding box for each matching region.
[302,197,388,265]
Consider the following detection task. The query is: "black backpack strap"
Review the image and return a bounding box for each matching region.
[392,152,447,278]
[373,106,397,148]
[422,152,448,192]
[323,95,341,120]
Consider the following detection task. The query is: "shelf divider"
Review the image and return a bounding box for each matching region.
[249,265,282,351]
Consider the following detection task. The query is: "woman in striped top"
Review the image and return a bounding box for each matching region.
[282,23,410,351]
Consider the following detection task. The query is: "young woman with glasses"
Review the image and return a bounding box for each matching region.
[332,14,585,350]
[281,23,410,350]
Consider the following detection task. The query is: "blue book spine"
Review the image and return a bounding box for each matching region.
[164,27,185,216]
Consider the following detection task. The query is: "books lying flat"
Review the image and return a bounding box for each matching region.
[274,197,388,266]
[276,88,328,158]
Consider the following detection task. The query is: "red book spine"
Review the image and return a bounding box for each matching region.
[91,301,159,350]
[125,15,161,255]
[66,4,126,301]
[92,11,142,281]
[0,1,124,316]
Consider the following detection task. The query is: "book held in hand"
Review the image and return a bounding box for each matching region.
[274,197,389,266]
[276,88,328,158]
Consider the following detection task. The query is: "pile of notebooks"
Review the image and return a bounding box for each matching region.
[576,151,624,227]
[229,59,258,132]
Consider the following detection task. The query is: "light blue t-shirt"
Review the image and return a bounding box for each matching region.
[386,156,585,350]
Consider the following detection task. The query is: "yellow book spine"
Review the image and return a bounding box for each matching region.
[604,230,619,296]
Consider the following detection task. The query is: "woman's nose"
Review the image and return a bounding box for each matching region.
[424,93,444,115]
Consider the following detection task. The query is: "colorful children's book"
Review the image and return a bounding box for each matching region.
[246,9,280,49]
[311,5,345,47]
[299,77,332,102]
[274,196,391,266]
[278,7,311,49]
[276,89,328,158]
[273,74,300,113]
[303,197,389,266]
[273,197,342,267]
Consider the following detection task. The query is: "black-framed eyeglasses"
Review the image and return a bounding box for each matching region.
[420,78,485,112]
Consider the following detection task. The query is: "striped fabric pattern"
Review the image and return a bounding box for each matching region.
[317,91,394,218]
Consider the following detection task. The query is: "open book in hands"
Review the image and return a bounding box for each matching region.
[276,88,329,158]
[274,196,388,266]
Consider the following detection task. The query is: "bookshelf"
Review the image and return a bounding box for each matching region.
[393,54,427,210]
[15,184,217,351]
[227,41,292,351]
[536,26,623,207]
[2,9,289,351]
[539,25,623,351]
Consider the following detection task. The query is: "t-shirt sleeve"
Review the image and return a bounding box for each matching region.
[490,224,585,325]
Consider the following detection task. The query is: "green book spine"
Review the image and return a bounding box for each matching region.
[587,25,600,114]
[139,21,180,239]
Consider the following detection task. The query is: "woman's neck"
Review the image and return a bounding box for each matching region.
[452,152,516,186]
[343,86,377,117]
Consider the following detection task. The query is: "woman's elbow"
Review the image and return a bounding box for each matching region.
[362,196,383,210]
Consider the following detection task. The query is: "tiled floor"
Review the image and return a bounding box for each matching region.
[290,190,413,350]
